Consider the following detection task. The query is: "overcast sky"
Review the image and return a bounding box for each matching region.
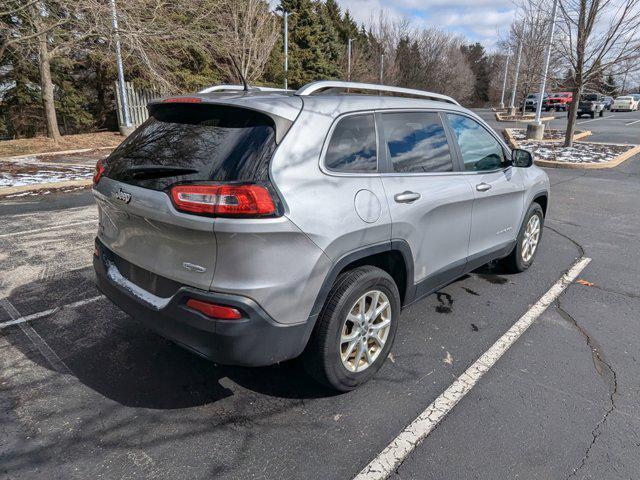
[332,0,515,49]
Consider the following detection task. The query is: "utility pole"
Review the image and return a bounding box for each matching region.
[110,0,131,135]
[508,22,525,117]
[380,53,384,84]
[283,11,291,90]
[347,38,353,81]
[499,49,510,110]
[528,0,559,139]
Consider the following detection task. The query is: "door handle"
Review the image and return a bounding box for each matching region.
[394,191,421,203]
[476,183,492,192]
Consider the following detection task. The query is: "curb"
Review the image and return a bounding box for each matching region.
[0,179,92,198]
[495,112,555,123]
[533,145,640,169]
[0,145,116,162]
[503,128,592,148]
[504,129,640,169]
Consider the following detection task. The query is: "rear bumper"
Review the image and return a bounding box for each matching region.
[93,240,313,366]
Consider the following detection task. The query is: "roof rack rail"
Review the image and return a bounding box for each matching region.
[198,84,291,94]
[294,81,460,105]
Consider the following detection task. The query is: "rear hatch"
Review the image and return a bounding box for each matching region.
[94,101,287,291]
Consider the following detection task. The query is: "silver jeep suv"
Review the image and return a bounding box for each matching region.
[93,81,549,391]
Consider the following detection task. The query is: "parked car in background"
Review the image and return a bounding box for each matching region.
[92,80,549,391]
[543,92,573,111]
[576,93,606,118]
[523,93,549,112]
[603,96,614,110]
[631,94,640,107]
[611,95,639,112]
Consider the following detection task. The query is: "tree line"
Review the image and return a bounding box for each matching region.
[1,0,503,141]
[1,0,638,144]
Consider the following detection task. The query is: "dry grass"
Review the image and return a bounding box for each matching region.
[0,132,123,157]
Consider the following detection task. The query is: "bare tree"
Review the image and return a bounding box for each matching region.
[215,0,279,84]
[556,0,640,146]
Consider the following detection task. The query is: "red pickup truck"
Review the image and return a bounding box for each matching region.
[543,92,573,111]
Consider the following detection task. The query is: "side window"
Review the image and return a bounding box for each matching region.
[381,112,453,173]
[325,114,377,173]
[447,114,506,171]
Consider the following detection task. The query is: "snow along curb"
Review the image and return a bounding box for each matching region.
[504,129,640,169]
[494,112,555,123]
[532,144,640,169]
[0,179,92,197]
[503,128,592,148]
[0,145,116,162]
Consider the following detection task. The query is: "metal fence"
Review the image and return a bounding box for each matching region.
[114,82,165,128]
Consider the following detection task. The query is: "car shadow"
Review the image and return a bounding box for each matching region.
[5,267,336,410]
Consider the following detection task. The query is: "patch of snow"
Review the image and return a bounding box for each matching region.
[519,140,629,164]
[105,259,171,309]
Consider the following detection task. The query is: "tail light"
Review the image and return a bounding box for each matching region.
[186,298,242,320]
[93,158,105,186]
[170,184,277,217]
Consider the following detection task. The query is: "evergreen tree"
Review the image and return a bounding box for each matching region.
[461,43,490,104]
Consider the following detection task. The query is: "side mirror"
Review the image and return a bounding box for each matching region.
[512,148,533,168]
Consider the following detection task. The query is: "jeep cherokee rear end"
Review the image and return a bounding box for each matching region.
[93,93,331,366]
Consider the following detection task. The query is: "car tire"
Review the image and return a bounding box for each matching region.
[501,203,544,274]
[590,112,595,119]
[303,266,401,392]
[599,110,604,117]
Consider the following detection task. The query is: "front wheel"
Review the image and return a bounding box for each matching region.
[501,203,544,273]
[599,110,604,117]
[303,266,400,391]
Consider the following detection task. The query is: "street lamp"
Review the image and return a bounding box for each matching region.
[380,53,384,84]
[499,49,511,110]
[508,22,525,117]
[283,11,294,90]
[527,0,559,139]
[110,0,132,135]
[347,38,354,81]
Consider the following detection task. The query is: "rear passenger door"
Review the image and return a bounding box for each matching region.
[378,111,475,299]
[445,113,525,269]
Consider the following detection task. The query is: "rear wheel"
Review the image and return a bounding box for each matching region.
[599,110,604,117]
[501,203,544,273]
[590,112,595,119]
[303,266,400,391]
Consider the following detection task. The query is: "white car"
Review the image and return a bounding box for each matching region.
[611,96,639,112]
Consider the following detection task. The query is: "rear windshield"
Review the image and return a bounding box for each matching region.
[582,94,598,101]
[104,104,277,191]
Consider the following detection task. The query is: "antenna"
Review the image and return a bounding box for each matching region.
[230,57,249,92]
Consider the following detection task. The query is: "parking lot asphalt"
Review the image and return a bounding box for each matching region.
[1,154,640,479]
[474,107,640,145]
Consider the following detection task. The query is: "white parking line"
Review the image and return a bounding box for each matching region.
[578,115,614,125]
[0,219,96,239]
[354,256,592,480]
[625,119,640,126]
[0,295,104,329]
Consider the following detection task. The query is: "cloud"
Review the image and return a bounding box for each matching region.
[334,0,515,48]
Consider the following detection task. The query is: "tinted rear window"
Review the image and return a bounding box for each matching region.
[582,94,598,101]
[104,104,277,190]
[324,114,377,173]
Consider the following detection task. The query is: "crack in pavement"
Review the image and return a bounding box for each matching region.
[556,295,618,480]
[546,225,586,258]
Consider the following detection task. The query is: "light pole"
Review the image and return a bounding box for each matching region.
[508,22,525,117]
[380,53,384,84]
[283,11,292,90]
[508,38,524,115]
[499,49,511,110]
[528,0,559,139]
[347,38,353,81]
[110,0,132,135]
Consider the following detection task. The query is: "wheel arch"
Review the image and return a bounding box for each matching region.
[308,241,415,321]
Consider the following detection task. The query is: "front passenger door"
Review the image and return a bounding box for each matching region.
[445,113,526,269]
